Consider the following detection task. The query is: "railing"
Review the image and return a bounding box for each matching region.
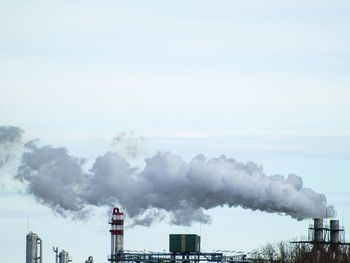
[107,252,254,263]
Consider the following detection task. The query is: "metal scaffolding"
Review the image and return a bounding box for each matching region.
[291,218,350,246]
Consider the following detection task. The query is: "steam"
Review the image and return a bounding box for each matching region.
[0,126,23,167]
[16,140,90,218]
[2,125,336,226]
[112,132,145,160]
[87,152,335,225]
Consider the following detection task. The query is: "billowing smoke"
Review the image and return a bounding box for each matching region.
[15,140,90,219]
[87,152,335,225]
[0,126,23,167]
[5,125,336,226]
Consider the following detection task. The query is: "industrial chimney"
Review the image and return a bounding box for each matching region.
[313,218,324,243]
[110,207,124,259]
[330,220,340,244]
[26,232,42,263]
[291,218,349,247]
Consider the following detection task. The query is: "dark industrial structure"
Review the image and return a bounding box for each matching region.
[27,208,350,263]
[169,234,201,253]
[291,218,350,246]
[105,207,251,263]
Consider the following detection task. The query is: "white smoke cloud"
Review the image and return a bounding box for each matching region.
[112,132,145,160]
[126,208,166,228]
[15,140,90,219]
[0,126,23,167]
[87,152,335,225]
[7,126,336,226]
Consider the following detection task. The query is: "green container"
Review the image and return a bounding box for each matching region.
[169,234,200,253]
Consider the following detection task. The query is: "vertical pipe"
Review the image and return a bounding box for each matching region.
[314,218,324,243]
[330,220,340,244]
[53,247,59,263]
[37,237,42,263]
[59,250,69,263]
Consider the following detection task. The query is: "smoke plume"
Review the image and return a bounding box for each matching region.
[6,126,336,226]
[86,152,335,225]
[0,126,23,167]
[15,140,90,218]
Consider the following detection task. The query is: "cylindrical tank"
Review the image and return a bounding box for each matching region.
[314,218,324,242]
[26,232,42,263]
[110,207,124,257]
[59,250,69,263]
[330,220,340,244]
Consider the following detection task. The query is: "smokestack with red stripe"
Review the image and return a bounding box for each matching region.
[109,207,124,257]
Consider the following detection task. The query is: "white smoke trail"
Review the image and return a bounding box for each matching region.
[87,151,335,225]
[1,125,336,226]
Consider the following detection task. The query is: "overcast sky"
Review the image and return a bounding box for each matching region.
[1,1,350,263]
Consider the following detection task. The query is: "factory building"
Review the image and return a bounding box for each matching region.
[292,218,350,246]
[26,208,350,263]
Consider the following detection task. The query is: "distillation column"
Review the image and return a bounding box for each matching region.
[26,232,42,263]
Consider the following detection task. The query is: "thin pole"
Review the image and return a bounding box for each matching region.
[53,247,58,263]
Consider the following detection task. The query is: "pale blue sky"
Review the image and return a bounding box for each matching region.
[1,0,350,262]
